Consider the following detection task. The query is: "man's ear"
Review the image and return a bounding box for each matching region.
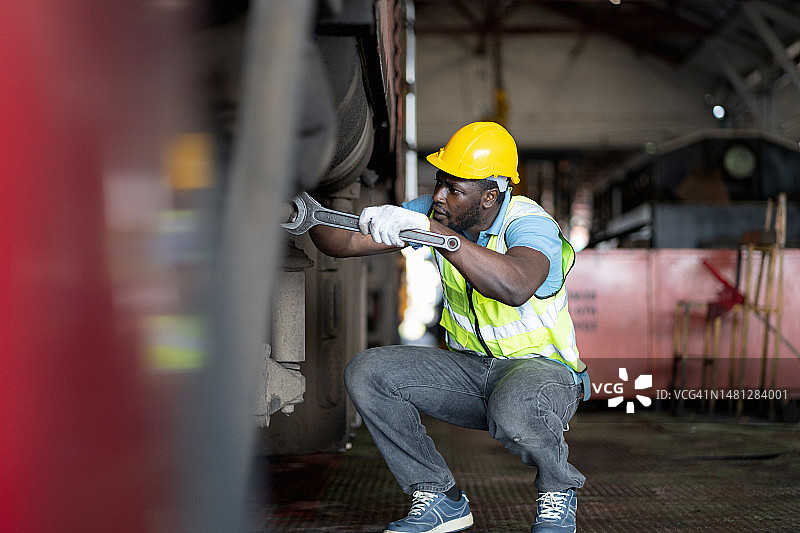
[481,188,499,208]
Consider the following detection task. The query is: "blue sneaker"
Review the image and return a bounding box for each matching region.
[531,488,577,533]
[384,490,473,533]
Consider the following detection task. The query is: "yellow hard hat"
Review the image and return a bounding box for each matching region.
[426,121,519,184]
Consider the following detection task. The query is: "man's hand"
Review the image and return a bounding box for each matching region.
[358,205,431,247]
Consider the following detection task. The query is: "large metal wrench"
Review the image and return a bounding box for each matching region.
[281,192,461,252]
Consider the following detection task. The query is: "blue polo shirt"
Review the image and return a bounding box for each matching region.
[402,193,565,298]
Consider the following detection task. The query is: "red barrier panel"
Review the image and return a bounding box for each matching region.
[569,249,800,401]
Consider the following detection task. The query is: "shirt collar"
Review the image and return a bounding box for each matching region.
[476,192,512,246]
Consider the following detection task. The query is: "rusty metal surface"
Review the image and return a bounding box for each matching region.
[248,410,800,532]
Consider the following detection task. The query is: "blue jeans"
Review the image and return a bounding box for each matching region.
[344,345,585,495]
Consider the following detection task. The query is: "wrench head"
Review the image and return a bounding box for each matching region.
[280,195,309,235]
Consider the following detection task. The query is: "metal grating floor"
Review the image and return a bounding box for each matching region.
[248,409,800,532]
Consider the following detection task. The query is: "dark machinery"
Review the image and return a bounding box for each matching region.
[592,130,800,248]
[202,0,413,455]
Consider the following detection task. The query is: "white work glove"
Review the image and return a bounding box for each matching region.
[358,205,430,247]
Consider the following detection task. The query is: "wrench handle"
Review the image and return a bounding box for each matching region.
[312,209,361,232]
[399,229,461,252]
[281,192,460,251]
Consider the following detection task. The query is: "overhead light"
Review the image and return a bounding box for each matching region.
[712,105,726,119]
[609,0,621,4]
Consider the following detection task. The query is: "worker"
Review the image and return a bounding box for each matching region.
[309,121,589,533]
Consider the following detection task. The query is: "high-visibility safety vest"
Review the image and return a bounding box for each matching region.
[433,196,586,373]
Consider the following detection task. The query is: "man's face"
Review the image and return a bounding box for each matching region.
[431,171,483,233]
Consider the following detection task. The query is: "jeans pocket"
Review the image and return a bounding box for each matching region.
[553,384,581,429]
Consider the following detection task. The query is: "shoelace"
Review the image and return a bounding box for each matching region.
[536,491,569,520]
[408,491,438,516]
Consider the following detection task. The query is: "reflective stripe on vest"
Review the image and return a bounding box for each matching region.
[434,196,586,373]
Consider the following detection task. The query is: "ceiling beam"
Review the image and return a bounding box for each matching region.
[415,19,714,36]
[742,1,800,93]
[414,0,656,3]
[415,25,715,35]
[708,41,763,126]
[533,1,713,65]
[752,0,800,32]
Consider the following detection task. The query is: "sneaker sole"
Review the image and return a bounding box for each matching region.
[383,513,474,533]
[531,526,575,533]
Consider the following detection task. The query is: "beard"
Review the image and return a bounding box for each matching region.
[447,202,481,234]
